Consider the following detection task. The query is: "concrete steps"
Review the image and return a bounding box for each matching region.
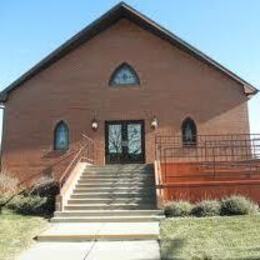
[51,215,164,223]
[79,176,154,183]
[67,198,153,204]
[79,175,154,180]
[65,164,157,212]
[54,209,163,217]
[73,187,153,193]
[74,184,152,189]
[71,192,153,199]
[64,204,156,211]
[37,164,162,242]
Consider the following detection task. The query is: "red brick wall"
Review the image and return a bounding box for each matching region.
[157,162,260,203]
[1,19,250,183]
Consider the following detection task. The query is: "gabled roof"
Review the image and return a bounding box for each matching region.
[0,1,258,102]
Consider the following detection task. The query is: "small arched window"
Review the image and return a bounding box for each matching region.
[109,63,140,86]
[54,121,69,151]
[182,117,197,146]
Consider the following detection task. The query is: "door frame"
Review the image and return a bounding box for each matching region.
[105,120,145,164]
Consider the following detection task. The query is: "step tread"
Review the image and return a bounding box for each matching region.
[52,215,164,221]
[75,184,153,188]
[64,206,156,210]
[71,191,153,196]
[37,222,159,241]
[80,176,154,179]
[37,234,158,241]
[79,175,154,181]
[66,202,155,206]
[73,190,155,193]
[55,209,162,213]
[67,200,154,205]
[68,198,154,202]
[74,187,154,190]
[71,192,153,196]
[55,209,163,215]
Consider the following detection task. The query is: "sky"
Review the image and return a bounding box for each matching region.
[0,0,259,134]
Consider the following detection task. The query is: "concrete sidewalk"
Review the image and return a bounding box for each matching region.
[36,222,159,241]
[19,240,160,260]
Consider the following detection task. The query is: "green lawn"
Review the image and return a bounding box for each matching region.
[160,215,260,260]
[0,210,48,260]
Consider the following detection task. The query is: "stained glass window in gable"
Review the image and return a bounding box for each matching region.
[110,63,140,86]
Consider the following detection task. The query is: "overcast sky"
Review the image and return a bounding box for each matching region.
[0,0,259,134]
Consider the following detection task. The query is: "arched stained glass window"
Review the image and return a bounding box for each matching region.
[54,121,69,150]
[109,63,140,86]
[182,117,197,146]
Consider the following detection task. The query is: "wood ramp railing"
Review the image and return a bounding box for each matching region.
[154,134,260,204]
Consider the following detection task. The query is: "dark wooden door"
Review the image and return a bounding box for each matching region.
[105,120,145,164]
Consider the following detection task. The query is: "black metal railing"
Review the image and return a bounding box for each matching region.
[155,134,260,179]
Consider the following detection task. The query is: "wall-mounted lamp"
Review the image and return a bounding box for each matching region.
[91,118,98,131]
[151,116,159,129]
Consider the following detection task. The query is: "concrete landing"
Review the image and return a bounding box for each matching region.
[19,241,160,260]
[37,222,159,242]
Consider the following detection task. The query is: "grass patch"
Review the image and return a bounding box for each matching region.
[0,209,48,260]
[160,215,260,259]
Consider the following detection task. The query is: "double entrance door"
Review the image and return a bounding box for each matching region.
[105,120,145,164]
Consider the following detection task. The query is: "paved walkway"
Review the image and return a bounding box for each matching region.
[19,222,161,259]
[19,240,160,260]
[36,222,159,241]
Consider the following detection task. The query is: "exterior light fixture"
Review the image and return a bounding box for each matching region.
[151,116,159,129]
[91,118,98,131]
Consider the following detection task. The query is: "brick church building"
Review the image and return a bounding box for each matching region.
[0,2,259,204]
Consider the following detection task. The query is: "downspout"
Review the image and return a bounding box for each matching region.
[0,103,6,172]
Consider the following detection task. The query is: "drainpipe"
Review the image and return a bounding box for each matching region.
[0,103,6,172]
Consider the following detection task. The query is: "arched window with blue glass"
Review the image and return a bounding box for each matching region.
[109,63,140,86]
[182,117,197,146]
[54,121,69,150]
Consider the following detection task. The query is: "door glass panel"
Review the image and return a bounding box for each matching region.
[127,124,142,154]
[108,124,122,153]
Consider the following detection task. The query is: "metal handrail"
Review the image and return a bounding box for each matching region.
[58,134,94,189]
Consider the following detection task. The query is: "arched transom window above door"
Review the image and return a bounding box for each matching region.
[109,63,140,86]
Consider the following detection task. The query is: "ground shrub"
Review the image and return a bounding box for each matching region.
[1,177,59,216]
[0,194,8,207]
[0,194,13,214]
[29,177,59,216]
[7,195,47,215]
[0,170,18,194]
[220,195,258,216]
[164,201,193,217]
[30,177,59,197]
[192,200,221,217]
